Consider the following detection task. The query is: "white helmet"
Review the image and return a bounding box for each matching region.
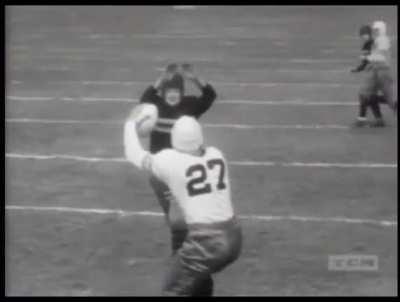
[372,20,387,36]
[171,116,204,152]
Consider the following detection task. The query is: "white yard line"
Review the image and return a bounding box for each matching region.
[5,153,397,169]
[172,5,198,10]
[6,118,121,125]
[6,153,126,163]
[219,100,357,106]
[8,50,355,62]
[153,66,352,73]
[5,118,350,130]
[9,79,358,88]
[6,95,357,106]
[5,205,397,227]
[89,80,357,88]
[7,96,135,102]
[11,30,396,40]
[229,160,397,168]
[206,123,349,129]
[9,65,352,73]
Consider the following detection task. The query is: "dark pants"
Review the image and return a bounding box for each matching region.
[359,94,387,119]
[162,218,242,296]
[359,63,396,118]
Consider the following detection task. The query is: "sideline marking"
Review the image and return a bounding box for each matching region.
[5,205,397,227]
[7,95,358,106]
[5,153,397,169]
[9,79,359,88]
[5,118,350,130]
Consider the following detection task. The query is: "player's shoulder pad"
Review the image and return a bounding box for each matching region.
[153,148,176,164]
[151,148,177,178]
[206,146,225,158]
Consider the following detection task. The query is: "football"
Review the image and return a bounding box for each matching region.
[129,103,159,137]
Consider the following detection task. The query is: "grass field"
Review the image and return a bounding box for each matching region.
[5,6,398,296]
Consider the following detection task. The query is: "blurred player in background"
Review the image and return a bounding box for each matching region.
[352,21,397,127]
[124,114,242,296]
[351,24,382,126]
[138,63,217,294]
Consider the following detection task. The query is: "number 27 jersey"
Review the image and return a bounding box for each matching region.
[150,146,234,225]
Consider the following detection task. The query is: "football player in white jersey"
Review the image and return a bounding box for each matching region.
[124,113,242,296]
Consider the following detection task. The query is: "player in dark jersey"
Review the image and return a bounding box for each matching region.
[139,63,217,296]
[351,24,395,127]
[140,63,216,153]
[351,25,374,74]
[351,25,382,127]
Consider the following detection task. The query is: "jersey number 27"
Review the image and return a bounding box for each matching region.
[185,158,227,197]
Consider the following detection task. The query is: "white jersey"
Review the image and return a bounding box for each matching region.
[369,35,391,65]
[150,146,234,225]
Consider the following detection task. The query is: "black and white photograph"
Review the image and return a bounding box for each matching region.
[4,4,398,296]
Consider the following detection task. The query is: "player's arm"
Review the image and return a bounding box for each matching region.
[124,114,152,171]
[351,41,372,73]
[351,58,370,73]
[123,108,167,180]
[181,63,217,116]
[140,84,160,104]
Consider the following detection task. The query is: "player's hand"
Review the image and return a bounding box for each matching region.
[165,63,178,80]
[350,68,358,73]
[154,63,178,89]
[181,63,196,80]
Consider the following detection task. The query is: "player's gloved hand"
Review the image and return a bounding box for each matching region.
[182,63,208,88]
[165,63,178,80]
[181,63,196,80]
[350,68,359,73]
[154,63,178,89]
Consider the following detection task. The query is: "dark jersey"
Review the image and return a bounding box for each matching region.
[353,39,374,72]
[140,84,217,153]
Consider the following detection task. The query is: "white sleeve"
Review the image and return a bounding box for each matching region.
[124,120,150,170]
